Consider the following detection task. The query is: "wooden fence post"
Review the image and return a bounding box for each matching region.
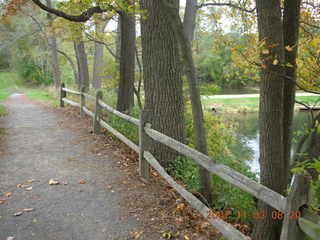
[93,91,103,134]
[139,114,150,181]
[60,83,66,107]
[80,87,86,117]
[280,174,310,240]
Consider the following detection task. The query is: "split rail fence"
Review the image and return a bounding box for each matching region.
[60,83,319,240]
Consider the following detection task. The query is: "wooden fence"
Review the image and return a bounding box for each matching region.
[60,83,319,240]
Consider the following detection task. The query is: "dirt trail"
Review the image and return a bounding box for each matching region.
[0,93,193,240]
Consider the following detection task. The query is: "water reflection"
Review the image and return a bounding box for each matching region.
[227,111,313,175]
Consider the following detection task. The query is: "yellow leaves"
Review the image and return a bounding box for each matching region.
[262,49,270,55]
[273,59,279,65]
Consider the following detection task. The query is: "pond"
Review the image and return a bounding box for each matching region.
[226,111,313,175]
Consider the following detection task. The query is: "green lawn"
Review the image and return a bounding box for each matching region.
[202,95,320,112]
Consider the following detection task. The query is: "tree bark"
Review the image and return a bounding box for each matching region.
[282,0,301,186]
[115,16,121,65]
[46,0,61,88]
[92,21,108,89]
[183,0,197,43]
[164,0,212,203]
[140,0,185,168]
[73,40,89,91]
[253,0,286,239]
[116,8,135,113]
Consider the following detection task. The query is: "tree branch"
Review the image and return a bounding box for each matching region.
[198,1,256,13]
[31,0,118,22]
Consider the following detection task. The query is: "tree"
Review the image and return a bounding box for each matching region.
[163,0,213,203]
[92,19,109,89]
[74,39,89,90]
[140,0,185,167]
[46,0,61,88]
[253,0,301,239]
[116,4,135,113]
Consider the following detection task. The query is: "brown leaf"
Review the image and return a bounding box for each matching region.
[79,180,86,184]
[5,192,12,198]
[23,208,34,212]
[14,211,23,216]
[0,199,6,204]
[105,185,113,190]
[26,179,35,183]
[48,179,59,185]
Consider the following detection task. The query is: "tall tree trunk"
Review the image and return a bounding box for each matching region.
[92,22,107,89]
[183,0,197,43]
[73,40,89,91]
[46,0,61,88]
[140,0,185,168]
[165,0,212,203]
[253,0,286,239]
[115,16,121,64]
[116,8,135,113]
[282,0,301,186]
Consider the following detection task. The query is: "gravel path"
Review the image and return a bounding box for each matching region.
[0,93,154,240]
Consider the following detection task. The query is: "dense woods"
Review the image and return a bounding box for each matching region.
[1,0,320,239]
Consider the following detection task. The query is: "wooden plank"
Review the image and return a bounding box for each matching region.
[93,91,103,134]
[98,99,140,126]
[144,126,287,211]
[62,98,81,108]
[139,117,150,180]
[280,175,310,240]
[298,217,320,239]
[62,88,81,95]
[60,83,66,107]
[99,119,139,153]
[143,151,250,240]
[80,87,86,117]
[83,93,96,102]
[82,106,94,118]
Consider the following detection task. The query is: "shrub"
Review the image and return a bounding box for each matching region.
[16,58,52,86]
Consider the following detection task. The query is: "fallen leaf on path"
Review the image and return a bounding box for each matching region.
[5,192,12,197]
[16,184,23,188]
[105,185,113,190]
[23,208,34,212]
[130,231,143,239]
[26,179,35,183]
[79,180,86,184]
[48,179,59,185]
[14,211,23,216]
[0,199,6,204]
[25,187,32,191]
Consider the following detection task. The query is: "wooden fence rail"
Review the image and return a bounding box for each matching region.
[59,84,319,240]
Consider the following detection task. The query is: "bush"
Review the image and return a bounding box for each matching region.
[16,59,52,86]
[170,105,257,223]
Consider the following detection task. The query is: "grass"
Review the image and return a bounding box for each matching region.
[23,87,58,106]
[202,95,320,112]
[0,72,20,116]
